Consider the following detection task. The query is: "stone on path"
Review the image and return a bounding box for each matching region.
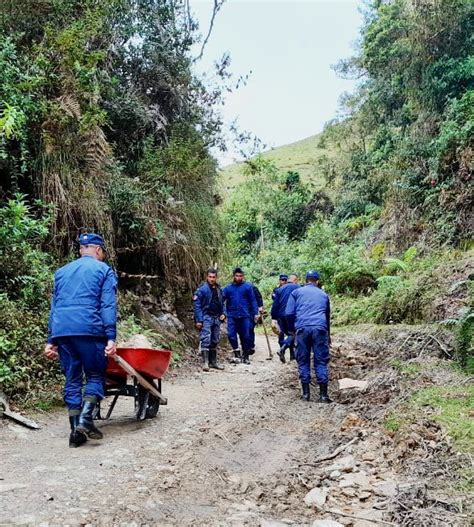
[312,520,344,527]
[374,480,398,497]
[338,378,369,391]
[327,455,356,473]
[304,487,328,508]
[339,471,371,488]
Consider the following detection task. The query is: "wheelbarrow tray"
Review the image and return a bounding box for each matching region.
[107,348,172,381]
[97,347,172,421]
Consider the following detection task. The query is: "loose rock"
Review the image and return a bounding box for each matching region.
[312,520,344,527]
[304,487,329,508]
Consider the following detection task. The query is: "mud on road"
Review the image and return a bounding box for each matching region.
[0,330,471,526]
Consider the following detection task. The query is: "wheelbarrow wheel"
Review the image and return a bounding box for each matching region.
[135,378,161,420]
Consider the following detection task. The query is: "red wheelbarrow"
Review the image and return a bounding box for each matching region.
[94,347,172,421]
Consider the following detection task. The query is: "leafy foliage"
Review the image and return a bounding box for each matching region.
[0,0,225,286]
[324,0,474,247]
[0,1,229,401]
[0,196,60,399]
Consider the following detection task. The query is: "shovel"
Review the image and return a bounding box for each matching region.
[0,393,40,429]
[261,314,273,360]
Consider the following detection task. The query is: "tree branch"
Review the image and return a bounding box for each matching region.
[194,0,226,62]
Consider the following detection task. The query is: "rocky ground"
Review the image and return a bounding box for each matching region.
[0,327,472,526]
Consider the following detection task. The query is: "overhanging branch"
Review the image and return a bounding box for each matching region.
[194,0,226,62]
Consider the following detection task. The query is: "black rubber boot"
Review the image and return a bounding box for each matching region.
[69,415,87,448]
[202,349,210,371]
[77,398,103,439]
[301,383,310,401]
[277,345,287,363]
[319,383,332,403]
[209,348,224,370]
[242,351,250,365]
[231,349,241,363]
[289,347,295,361]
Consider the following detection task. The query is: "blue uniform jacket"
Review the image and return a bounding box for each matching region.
[222,282,258,318]
[271,282,300,319]
[48,256,118,343]
[193,282,224,322]
[285,283,330,333]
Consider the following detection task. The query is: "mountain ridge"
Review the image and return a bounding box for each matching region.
[219,132,332,191]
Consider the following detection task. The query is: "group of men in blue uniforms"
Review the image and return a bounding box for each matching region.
[45,232,332,447]
[193,267,262,368]
[193,267,332,403]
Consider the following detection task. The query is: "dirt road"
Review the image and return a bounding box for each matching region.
[0,332,471,526]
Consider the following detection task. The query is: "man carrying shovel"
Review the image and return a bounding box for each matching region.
[44,233,117,447]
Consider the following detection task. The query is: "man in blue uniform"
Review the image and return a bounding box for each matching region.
[222,268,259,365]
[272,274,288,348]
[271,273,300,363]
[285,270,331,403]
[193,268,225,371]
[44,233,118,447]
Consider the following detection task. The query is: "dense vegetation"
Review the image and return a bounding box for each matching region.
[0,0,226,399]
[222,0,473,368]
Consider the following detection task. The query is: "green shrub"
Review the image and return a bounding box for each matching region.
[371,273,438,324]
[0,195,53,308]
[0,196,59,401]
[0,294,61,401]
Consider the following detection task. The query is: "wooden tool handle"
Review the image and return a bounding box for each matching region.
[113,355,168,404]
[261,315,273,358]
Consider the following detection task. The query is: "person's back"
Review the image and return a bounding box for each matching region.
[50,255,116,341]
[285,270,332,403]
[45,233,117,447]
[287,283,329,331]
[274,282,299,317]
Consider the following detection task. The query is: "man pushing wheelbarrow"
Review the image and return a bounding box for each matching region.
[44,233,117,447]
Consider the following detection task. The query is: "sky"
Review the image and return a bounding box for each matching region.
[190,0,364,166]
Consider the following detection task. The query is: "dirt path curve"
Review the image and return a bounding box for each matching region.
[1,333,458,526]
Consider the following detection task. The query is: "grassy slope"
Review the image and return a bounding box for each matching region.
[220,133,333,191]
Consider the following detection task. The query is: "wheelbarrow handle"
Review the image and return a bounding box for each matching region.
[113,355,168,405]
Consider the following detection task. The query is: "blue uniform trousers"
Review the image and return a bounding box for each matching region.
[278,317,295,351]
[57,336,108,413]
[200,315,221,351]
[295,326,330,384]
[227,316,253,352]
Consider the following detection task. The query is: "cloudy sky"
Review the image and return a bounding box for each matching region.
[190,0,364,165]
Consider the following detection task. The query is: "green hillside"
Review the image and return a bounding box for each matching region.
[220,132,332,191]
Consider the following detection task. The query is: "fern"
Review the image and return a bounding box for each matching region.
[384,257,409,274]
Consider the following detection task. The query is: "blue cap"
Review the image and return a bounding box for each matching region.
[79,233,106,249]
[279,274,288,280]
[306,270,320,280]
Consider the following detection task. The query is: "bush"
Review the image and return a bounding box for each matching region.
[0,295,62,401]
[0,195,53,308]
[370,273,438,324]
[0,196,59,401]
